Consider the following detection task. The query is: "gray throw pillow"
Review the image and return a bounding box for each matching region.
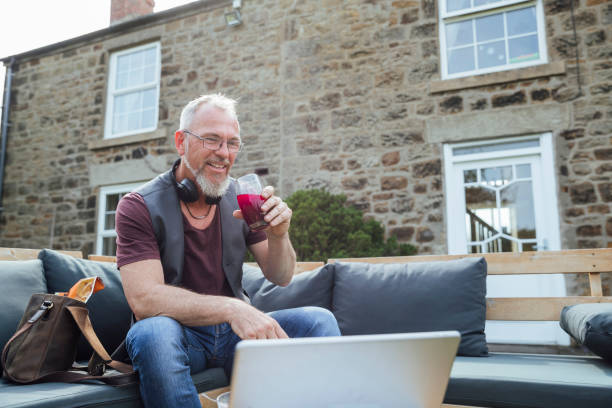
[242,263,334,312]
[38,249,132,361]
[332,258,488,356]
[560,303,612,362]
[0,260,47,370]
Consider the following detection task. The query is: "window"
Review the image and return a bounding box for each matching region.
[439,0,547,79]
[104,42,161,139]
[96,183,140,256]
[444,134,568,345]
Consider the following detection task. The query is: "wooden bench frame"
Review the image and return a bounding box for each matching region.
[329,248,612,322]
[0,247,83,260]
[9,247,611,323]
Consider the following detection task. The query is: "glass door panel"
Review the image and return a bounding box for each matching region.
[463,163,538,253]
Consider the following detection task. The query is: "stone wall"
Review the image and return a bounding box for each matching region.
[0,0,610,277]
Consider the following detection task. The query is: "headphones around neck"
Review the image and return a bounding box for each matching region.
[171,159,222,205]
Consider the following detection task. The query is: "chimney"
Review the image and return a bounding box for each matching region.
[110,0,155,26]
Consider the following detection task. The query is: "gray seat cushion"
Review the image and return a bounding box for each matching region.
[445,353,612,408]
[38,249,132,361]
[332,258,488,356]
[0,260,47,370]
[0,367,227,408]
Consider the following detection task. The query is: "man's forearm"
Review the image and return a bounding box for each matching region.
[131,282,243,327]
[262,232,296,287]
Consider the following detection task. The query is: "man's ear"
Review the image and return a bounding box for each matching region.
[175,130,186,155]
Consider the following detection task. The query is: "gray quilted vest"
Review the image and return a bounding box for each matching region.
[135,169,251,302]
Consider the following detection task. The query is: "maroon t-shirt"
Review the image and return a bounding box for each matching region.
[115,192,266,297]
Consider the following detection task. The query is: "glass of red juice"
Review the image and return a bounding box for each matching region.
[236,173,269,231]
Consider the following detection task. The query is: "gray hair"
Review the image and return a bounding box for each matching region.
[179,93,240,132]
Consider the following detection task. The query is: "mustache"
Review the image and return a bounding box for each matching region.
[196,160,230,173]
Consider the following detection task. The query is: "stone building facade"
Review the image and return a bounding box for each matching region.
[0,0,610,280]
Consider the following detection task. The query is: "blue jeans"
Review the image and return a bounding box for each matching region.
[126,307,340,408]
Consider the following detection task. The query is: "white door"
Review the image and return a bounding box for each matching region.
[444,134,569,345]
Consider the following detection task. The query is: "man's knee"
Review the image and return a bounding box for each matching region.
[126,316,185,358]
[274,306,340,337]
[301,306,341,336]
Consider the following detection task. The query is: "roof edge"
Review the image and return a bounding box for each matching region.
[1,0,228,64]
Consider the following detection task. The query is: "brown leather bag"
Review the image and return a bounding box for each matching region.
[2,293,137,386]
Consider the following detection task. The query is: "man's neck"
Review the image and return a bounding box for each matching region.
[180,200,216,230]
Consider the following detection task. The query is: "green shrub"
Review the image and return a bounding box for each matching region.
[284,189,417,261]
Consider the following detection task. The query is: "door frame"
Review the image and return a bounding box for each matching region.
[443,133,561,255]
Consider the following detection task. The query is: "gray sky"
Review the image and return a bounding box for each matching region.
[0,0,195,111]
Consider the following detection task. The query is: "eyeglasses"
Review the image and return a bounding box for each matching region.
[183,130,243,153]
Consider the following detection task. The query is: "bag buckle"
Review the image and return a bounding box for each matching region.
[28,300,54,323]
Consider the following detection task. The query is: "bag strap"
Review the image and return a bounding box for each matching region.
[66,306,134,374]
[62,306,138,386]
[37,367,138,386]
[31,306,138,386]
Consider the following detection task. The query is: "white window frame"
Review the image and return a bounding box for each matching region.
[438,0,548,79]
[104,42,161,139]
[443,133,560,254]
[96,183,141,256]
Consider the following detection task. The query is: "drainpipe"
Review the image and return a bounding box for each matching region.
[0,57,15,216]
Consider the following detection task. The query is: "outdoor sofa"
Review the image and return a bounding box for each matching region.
[1,247,611,407]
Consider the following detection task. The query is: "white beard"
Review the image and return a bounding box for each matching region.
[183,145,230,199]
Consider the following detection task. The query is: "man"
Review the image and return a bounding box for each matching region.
[115,94,340,408]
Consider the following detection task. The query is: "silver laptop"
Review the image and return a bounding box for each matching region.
[229,331,460,408]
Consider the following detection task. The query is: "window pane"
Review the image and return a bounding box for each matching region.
[448,47,475,74]
[131,50,144,69]
[143,89,156,108]
[114,94,126,113]
[128,112,140,131]
[474,0,503,7]
[464,169,478,183]
[475,13,504,42]
[127,92,141,111]
[481,165,512,186]
[102,236,117,256]
[113,113,128,134]
[523,242,537,252]
[103,192,121,230]
[144,47,157,65]
[106,193,120,211]
[128,68,144,87]
[509,34,539,64]
[446,20,473,47]
[500,181,536,239]
[116,72,128,90]
[453,139,540,155]
[516,164,531,178]
[117,55,130,73]
[143,65,156,83]
[142,108,156,128]
[447,0,471,12]
[507,7,537,36]
[465,186,498,242]
[105,212,115,230]
[468,244,482,253]
[478,40,506,68]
